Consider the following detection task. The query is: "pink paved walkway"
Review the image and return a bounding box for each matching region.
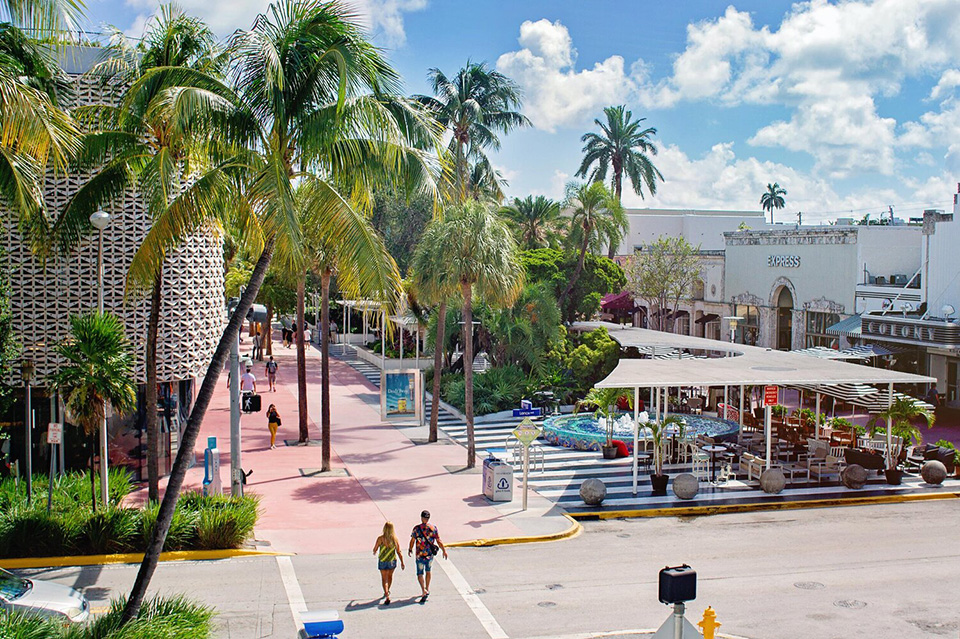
[130,333,535,555]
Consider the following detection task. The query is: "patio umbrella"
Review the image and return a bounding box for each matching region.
[854,389,934,414]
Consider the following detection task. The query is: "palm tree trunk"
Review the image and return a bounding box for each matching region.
[145,269,162,502]
[559,239,589,308]
[89,435,97,512]
[296,277,309,443]
[320,269,331,472]
[462,283,475,468]
[429,300,447,443]
[121,236,276,626]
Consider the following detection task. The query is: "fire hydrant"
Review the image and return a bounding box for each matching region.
[698,606,721,639]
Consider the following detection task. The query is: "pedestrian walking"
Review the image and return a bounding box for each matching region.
[407,510,447,603]
[265,356,278,392]
[373,522,404,605]
[266,404,281,449]
[330,320,338,344]
[281,325,290,348]
[253,329,263,361]
[240,365,257,393]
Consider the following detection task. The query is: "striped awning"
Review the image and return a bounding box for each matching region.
[827,314,862,337]
[852,389,934,413]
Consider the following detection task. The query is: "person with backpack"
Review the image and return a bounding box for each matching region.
[407,510,447,603]
[265,356,278,392]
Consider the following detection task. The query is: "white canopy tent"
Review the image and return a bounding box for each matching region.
[573,322,935,495]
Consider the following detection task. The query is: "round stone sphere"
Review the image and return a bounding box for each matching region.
[759,468,786,494]
[921,460,948,485]
[672,473,699,500]
[842,464,868,489]
[579,478,607,505]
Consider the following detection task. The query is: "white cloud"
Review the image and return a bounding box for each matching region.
[124,0,426,45]
[929,69,960,100]
[496,19,642,132]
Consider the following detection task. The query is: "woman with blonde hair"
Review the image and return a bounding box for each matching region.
[372,521,404,604]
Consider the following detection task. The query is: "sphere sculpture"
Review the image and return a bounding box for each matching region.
[841,464,868,489]
[921,460,947,485]
[579,478,607,505]
[672,473,699,500]
[759,468,786,494]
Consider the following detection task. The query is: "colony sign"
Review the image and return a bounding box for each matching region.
[768,254,801,268]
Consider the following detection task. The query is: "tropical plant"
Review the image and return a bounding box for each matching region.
[465,155,508,204]
[415,60,529,201]
[499,195,561,250]
[53,6,226,502]
[577,386,632,446]
[122,0,439,624]
[49,312,136,511]
[576,104,663,255]
[0,0,84,34]
[521,247,625,323]
[760,182,787,224]
[482,281,561,373]
[624,235,702,332]
[868,398,935,468]
[649,415,684,477]
[771,404,788,418]
[0,257,19,414]
[440,201,523,467]
[559,181,624,307]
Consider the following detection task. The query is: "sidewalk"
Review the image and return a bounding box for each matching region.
[130,333,571,555]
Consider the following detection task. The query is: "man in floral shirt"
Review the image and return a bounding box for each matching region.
[408,510,447,602]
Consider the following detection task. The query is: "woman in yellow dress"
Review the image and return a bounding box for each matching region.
[372,521,404,604]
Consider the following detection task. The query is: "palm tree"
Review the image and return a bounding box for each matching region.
[760,182,787,224]
[50,312,136,510]
[576,105,662,253]
[52,6,226,502]
[297,183,401,469]
[558,181,624,307]
[499,195,560,250]
[410,220,460,443]
[443,201,523,468]
[122,0,438,623]
[465,156,508,204]
[415,60,529,201]
[1,0,85,35]
[868,397,935,468]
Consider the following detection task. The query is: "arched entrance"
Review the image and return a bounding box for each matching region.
[776,286,793,350]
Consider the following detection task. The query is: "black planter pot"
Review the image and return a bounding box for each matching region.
[651,473,669,495]
[884,468,903,485]
[602,445,618,460]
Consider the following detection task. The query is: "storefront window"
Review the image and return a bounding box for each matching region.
[734,305,760,345]
[805,311,841,348]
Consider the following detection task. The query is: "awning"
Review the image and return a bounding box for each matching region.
[827,314,862,337]
[670,310,690,320]
[695,313,720,325]
[844,343,900,358]
[793,346,866,360]
[852,389,934,413]
[600,291,637,312]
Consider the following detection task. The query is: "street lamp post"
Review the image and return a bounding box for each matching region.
[89,210,111,506]
[21,359,35,504]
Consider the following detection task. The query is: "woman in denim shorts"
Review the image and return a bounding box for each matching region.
[373,522,404,604]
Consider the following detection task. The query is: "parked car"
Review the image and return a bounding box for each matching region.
[0,567,89,623]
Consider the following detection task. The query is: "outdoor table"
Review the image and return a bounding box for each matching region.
[703,445,726,483]
[636,452,652,471]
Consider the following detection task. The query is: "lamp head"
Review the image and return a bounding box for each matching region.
[89,210,111,231]
[21,358,35,383]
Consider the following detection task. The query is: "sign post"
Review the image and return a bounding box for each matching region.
[511,417,542,511]
[763,385,778,470]
[46,423,62,513]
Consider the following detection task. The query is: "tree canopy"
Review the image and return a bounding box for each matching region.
[624,236,702,332]
[522,247,625,323]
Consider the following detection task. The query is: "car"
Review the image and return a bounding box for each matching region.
[0,567,90,623]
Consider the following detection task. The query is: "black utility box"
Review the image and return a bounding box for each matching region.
[658,565,696,604]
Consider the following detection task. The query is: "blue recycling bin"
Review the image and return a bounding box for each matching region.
[300,610,343,638]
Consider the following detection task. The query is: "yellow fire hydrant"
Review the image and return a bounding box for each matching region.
[698,606,721,639]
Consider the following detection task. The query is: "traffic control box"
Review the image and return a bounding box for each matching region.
[482,454,513,502]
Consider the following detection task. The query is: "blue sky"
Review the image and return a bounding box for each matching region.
[78,0,960,223]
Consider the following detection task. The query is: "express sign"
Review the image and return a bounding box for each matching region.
[768,255,801,268]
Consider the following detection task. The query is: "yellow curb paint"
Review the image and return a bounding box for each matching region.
[568,490,960,521]
[0,548,286,570]
[447,513,582,548]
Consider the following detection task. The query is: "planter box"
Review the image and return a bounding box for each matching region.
[356,346,432,371]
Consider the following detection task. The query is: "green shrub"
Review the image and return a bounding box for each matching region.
[0,506,83,558]
[190,494,259,550]
[79,507,139,555]
[140,501,198,552]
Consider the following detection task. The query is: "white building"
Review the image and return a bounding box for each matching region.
[620,208,767,253]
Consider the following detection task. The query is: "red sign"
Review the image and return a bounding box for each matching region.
[763,385,779,407]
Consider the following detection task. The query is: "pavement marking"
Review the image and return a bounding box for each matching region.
[276,555,307,629]
[437,555,508,639]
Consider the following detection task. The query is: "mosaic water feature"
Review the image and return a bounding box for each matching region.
[542,413,739,453]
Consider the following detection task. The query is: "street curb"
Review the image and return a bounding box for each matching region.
[446,513,582,548]
[566,490,960,520]
[0,548,287,570]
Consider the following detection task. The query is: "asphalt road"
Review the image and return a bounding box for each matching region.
[20,501,960,639]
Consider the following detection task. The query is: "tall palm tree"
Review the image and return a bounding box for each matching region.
[50,312,136,510]
[465,155,507,204]
[52,6,227,502]
[415,60,529,201]
[499,195,560,250]
[558,181,624,307]
[122,0,438,623]
[410,220,460,443]
[760,182,787,224]
[576,104,662,253]
[1,0,84,35]
[443,201,523,468]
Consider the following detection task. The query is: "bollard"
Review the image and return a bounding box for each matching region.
[697,606,721,639]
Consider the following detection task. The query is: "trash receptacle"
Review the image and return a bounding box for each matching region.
[482,454,513,502]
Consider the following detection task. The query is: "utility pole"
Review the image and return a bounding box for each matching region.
[797,211,802,226]
[230,288,244,496]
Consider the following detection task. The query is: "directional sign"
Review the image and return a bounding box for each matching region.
[763,385,779,407]
[512,417,542,446]
[512,408,542,418]
[47,423,62,445]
